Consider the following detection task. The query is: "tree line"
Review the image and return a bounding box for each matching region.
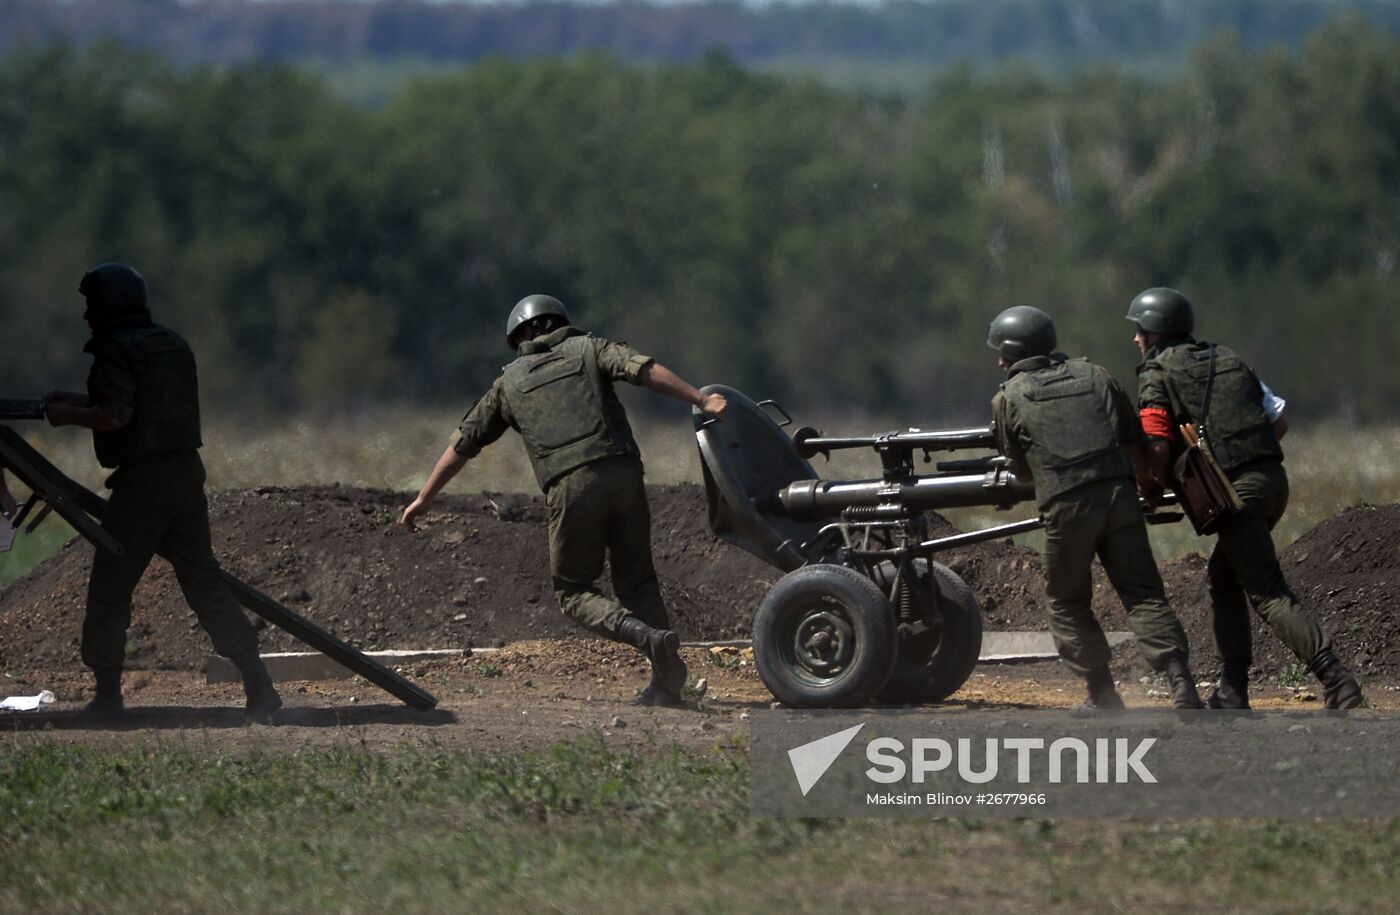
[1,19,1397,423]
[5,0,1400,81]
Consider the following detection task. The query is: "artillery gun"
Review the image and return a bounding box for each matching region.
[693,385,1046,709]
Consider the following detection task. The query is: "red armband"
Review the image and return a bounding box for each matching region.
[1139,407,1174,440]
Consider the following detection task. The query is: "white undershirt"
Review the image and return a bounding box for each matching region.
[1259,380,1285,422]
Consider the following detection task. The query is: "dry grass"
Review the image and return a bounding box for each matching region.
[6,406,704,498]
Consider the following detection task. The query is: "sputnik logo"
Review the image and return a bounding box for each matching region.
[787,723,865,796]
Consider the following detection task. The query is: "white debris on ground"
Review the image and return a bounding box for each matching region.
[1,689,55,711]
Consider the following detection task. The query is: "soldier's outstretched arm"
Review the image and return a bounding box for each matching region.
[399,446,470,531]
[43,403,126,431]
[637,362,727,418]
[42,389,89,406]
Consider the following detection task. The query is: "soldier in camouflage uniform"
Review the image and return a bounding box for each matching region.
[1128,287,1363,710]
[988,306,1203,710]
[43,264,281,723]
[400,294,727,707]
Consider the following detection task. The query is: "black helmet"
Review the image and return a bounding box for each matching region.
[80,263,148,328]
[1126,287,1194,334]
[505,294,570,347]
[987,305,1057,362]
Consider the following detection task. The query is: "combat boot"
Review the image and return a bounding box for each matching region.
[636,667,710,707]
[78,666,125,722]
[619,617,687,704]
[636,678,687,708]
[231,650,282,724]
[1072,667,1125,713]
[1308,649,1364,711]
[1205,662,1250,710]
[1165,654,1205,710]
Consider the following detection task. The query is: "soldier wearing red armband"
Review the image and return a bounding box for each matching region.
[1128,287,1363,710]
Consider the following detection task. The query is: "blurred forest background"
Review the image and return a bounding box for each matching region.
[1,0,1398,425]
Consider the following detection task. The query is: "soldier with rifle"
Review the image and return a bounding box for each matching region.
[42,263,282,723]
[988,305,1204,710]
[400,294,726,707]
[1128,287,1363,710]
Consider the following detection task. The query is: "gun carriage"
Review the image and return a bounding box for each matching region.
[694,384,1048,709]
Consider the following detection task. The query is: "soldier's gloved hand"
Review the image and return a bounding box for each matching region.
[1136,474,1164,508]
[399,497,430,531]
[698,392,728,420]
[43,403,73,428]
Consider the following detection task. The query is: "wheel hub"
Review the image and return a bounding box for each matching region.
[793,608,855,676]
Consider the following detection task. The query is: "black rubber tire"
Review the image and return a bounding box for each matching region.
[753,563,898,709]
[876,560,983,705]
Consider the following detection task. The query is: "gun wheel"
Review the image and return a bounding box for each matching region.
[753,563,897,708]
[874,560,982,704]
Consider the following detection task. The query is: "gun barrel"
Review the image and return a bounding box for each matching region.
[934,455,1008,473]
[795,426,996,459]
[774,469,1034,520]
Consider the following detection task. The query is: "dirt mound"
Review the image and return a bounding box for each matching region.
[1268,504,1400,681]
[2,483,1396,686]
[0,482,1051,673]
[1094,507,1400,685]
[0,484,786,673]
[922,505,1399,687]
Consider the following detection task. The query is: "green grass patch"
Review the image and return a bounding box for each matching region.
[0,519,75,588]
[1,739,1399,913]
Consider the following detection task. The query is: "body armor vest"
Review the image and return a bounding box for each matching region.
[501,331,639,489]
[87,323,202,469]
[1002,357,1134,507]
[1146,342,1282,473]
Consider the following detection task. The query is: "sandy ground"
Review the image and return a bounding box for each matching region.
[4,640,1395,755]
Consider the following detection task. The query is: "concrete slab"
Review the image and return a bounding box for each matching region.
[979,630,1133,662]
[208,631,1133,683]
[681,632,1131,662]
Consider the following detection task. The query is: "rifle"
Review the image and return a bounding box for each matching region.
[0,424,122,552]
[0,398,46,421]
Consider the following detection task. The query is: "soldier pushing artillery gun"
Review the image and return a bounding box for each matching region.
[693,306,1209,711]
[4,268,1360,720]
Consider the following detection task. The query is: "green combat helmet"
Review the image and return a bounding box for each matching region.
[1126,287,1194,334]
[505,294,571,348]
[79,263,149,330]
[987,305,1057,362]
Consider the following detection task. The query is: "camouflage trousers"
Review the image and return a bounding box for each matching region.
[1208,461,1327,668]
[1042,477,1190,677]
[83,451,258,670]
[545,455,670,638]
